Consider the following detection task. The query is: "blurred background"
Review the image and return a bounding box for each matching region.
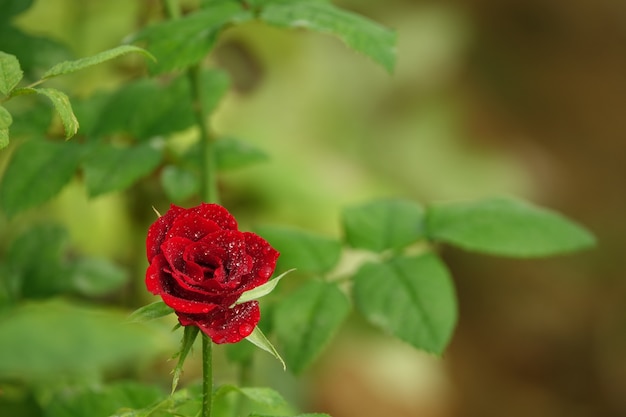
[2,0,626,416]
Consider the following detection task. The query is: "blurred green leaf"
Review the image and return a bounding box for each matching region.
[342,199,426,252]
[0,0,34,21]
[245,326,285,370]
[0,140,83,216]
[214,385,288,409]
[128,301,174,323]
[171,326,200,394]
[353,253,457,354]
[0,26,71,75]
[8,99,53,138]
[88,70,228,140]
[71,257,128,297]
[130,4,252,74]
[5,224,71,299]
[110,385,201,417]
[42,45,155,79]
[44,382,163,417]
[0,299,172,379]
[161,165,199,202]
[274,280,350,374]
[215,137,269,171]
[426,197,597,257]
[0,105,10,149]
[13,87,79,138]
[260,1,397,73]
[82,142,162,197]
[0,105,12,128]
[0,51,23,95]
[254,226,341,274]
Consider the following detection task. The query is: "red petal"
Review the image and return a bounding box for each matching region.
[166,212,222,242]
[146,204,185,261]
[178,301,260,344]
[240,232,280,291]
[190,203,238,231]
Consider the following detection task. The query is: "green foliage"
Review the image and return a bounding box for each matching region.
[254,226,341,274]
[44,382,164,417]
[70,257,128,297]
[214,137,269,171]
[260,1,397,73]
[214,385,288,409]
[0,51,22,95]
[342,199,426,252]
[0,140,83,217]
[353,253,457,354]
[0,299,170,380]
[161,165,198,202]
[274,280,350,374]
[42,45,154,79]
[13,87,79,138]
[0,105,11,148]
[245,326,286,370]
[0,0,35,21]
[128,301,174,323]
[426,197,597,257]
[130,3,253,74]
[82,142,163,197]
[171,326,200,394]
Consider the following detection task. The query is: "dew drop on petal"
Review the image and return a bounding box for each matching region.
[238,323,254,337]
[257,266,273,279]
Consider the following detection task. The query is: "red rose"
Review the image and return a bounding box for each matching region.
[145,203,279,344]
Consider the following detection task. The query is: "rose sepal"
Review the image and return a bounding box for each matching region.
[128,300,174,322]
[232,269,295,307]
[245,326,286,370]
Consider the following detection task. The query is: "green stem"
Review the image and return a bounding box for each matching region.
[187,64,219,204]
[202,333,214,417]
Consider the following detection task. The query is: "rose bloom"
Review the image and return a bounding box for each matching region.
[145,203,279,343]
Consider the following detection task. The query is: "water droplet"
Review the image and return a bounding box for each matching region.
[257,266,273,279]
[238,323,254,336]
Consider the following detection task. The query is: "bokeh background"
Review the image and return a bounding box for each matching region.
[2,0,625,416]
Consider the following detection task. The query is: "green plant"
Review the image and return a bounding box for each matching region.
[0,1,595,416]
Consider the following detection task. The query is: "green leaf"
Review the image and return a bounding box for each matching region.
[0,104,12,128]
[0,105,10,149]
[44,382,163,417]
[0,140,83,216]
[13,87,79,138]
[215,137,269,171]
[109,385,200,417]
[245,326,285,370]
[5,224,72,299]
[82,142,162,197]
[128,301,174,323]
[353,253,457,354]
[0,26,71,75]
[42,45,155,79]
[214,385,288,409]
[274,280,350,374]
[0,127,7,149]
[71,257,128,297]
[171,325,200,394]
[0,299,173,380]
[0,0,34,21]
[129,4,252,74]
[0,51,23,95]
[234,268,294,305]
[426,197,597,257]
[254,226,341,274]
[342,199,426,252]
[160,165,199,202]
[260,1,397,73]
